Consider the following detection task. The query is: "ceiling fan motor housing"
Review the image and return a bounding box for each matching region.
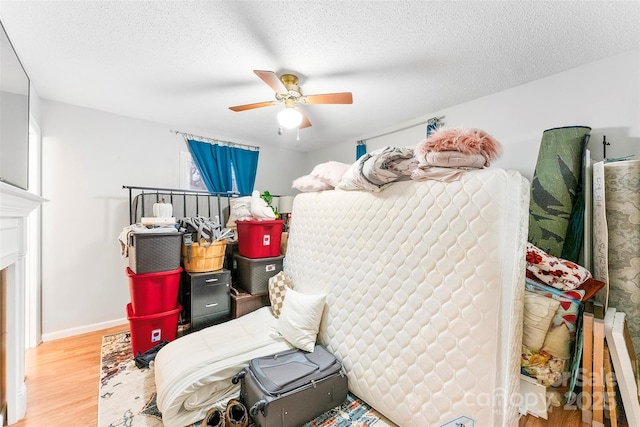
[277,74,302,101]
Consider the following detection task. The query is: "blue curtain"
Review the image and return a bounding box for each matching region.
[356,142,366,160]
[187,139,232,192]
[229,146,259,195]
[187,139,259,195]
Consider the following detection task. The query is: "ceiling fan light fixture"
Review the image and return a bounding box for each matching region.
[277,107,303,129]
[229,70,352,130]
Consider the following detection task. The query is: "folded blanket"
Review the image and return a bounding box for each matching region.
[154,307,292,427]
[410,166,468,182]
[418,150,487,169]
[338,147,417,192]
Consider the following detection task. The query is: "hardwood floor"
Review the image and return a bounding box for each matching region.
[519,408,590,427]
[9,325,596,427]
[11,324,128,427]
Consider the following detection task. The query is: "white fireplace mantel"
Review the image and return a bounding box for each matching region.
[0,181,46,425]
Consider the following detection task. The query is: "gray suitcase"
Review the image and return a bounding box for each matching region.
[232,345,348,427]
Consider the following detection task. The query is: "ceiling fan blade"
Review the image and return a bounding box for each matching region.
[229,100,278,112]
[254,70,288,95]
[302,92,353,105]
[297,108,312,129]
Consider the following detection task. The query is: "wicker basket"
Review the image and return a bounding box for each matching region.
[181,240,227,273]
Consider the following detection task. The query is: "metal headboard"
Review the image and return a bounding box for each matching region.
[123,185,238,225]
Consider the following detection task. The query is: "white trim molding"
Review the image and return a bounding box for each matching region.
[0,181,46,424]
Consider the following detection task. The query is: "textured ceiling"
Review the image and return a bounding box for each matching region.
[0,1,638,152]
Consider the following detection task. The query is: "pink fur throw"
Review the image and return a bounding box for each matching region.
[415,127,502,166]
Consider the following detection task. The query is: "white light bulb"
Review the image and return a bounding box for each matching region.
[277,108,303,129]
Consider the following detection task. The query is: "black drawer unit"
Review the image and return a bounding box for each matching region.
[179,269,231,332]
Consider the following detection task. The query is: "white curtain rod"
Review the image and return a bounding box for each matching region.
[359,115,445,143]
[170,130,260,151]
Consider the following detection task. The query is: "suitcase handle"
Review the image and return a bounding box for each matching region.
[231,369,246,385]
[249,400,267,417]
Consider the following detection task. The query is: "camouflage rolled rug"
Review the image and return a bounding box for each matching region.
[528,126,591,260]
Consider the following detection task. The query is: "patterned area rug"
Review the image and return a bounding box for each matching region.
[98,331,382,427]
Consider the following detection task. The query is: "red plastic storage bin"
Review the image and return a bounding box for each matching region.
[126,266,182,315]
[126,303,181,356]
[236,219,284,259]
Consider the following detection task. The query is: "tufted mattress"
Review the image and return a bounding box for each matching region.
[284,168,529,426]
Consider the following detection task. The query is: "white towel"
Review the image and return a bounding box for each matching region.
[118,225,133,258]
[250,191,276,220]
[118,224,178,258]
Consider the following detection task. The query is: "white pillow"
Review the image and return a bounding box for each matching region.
[542,324,572,359]
[275,289,326,352]
[310,161,351,187]
[292,174,333,192]
[522,292,560,352]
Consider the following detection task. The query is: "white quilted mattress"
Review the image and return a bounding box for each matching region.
[285,168,529,427]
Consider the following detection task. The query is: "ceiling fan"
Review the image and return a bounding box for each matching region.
[229,70,353,129]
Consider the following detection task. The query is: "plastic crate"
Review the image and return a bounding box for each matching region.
[235,254,284,295]
[126,266,182,316]
[126,303,181,356]
[236,220,284,259]
[128,231,183,274]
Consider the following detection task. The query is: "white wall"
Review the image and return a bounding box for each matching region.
[39,48,639,339]
[308,49,640,182]
[39,100,306,340]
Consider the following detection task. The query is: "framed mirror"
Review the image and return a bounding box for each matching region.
[0,20,30,190]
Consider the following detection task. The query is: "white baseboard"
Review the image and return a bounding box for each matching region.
[6,383,26,425]
[41,317,127,342]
